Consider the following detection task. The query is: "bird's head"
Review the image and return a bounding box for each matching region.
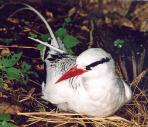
[55,48,115,83]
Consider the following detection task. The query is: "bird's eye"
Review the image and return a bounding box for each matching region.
[85,66,92,70]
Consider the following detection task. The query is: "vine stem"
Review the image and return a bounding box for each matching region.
[88,20,94,48]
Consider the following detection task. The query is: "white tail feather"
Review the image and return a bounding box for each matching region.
[28,37,66,54]
[9,3,66,58]
[22,3,59,48]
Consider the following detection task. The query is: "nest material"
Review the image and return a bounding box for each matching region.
[17,69,148,127]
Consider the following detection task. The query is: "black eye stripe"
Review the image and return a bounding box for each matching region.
[85,57,110,70]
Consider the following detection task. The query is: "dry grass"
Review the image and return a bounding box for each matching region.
[1,2,147,127]
[17,69,148,127]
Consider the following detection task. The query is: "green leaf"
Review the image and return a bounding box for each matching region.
[3,38,13,45]
[21,62,31,71]
[113,39,125,48]
[66,48,74,54]
[8,123,16,127]
[0,53,22,69]
[0,78,4,87]
[64,17,71,24]
[1,121,9,127]
[0,113,10,121]
[41,33,51,42]
[36,44,45,51]
[55,28,67,40]
[36,44,45,57]
[6,67,22,80]
[29,32,38,39]
[28,71,39,78]
[63,35,80,49]
[21,74,29,85]
[22,20,29,25]
[11,52,22,63]
[62,17,71,27]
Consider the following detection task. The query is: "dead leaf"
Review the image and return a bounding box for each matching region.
[7,18,19,24]
[81,25,89,32]
[0,92,8,98]
[0,102,22,115]
[68,7,76,17]
[0,48,10,55]
[140,20,148,32]
[46,10,53,18]
[0,27,7,32]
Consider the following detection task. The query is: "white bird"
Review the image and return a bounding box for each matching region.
[41,45,132,117]
[24,4,131,116]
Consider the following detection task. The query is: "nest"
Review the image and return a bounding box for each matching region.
[16,69,148,127]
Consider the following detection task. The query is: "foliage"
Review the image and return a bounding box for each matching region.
[28,32,38,39]
[113,39,125,48]
[0,52,38,86]
[55,27,80,53]
[58,17,80,53]
[41,33,51,42]
[3,38,13,45]
[0,113,16,127]
[37,33,51,56]
[62,17,71,27]
[29,17,80,55]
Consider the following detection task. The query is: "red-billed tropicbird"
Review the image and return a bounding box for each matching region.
[40,44,132,117]
[26,4,132,117]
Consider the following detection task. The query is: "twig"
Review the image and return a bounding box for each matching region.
[130,68,148,86]
[17,112,130,121]
[118,56,129,82]
[139,49,145,74]
[17,112,133,126]
[19,88,35,102]
[0,45,38,50]
[28,37,66,54]
[88,20,94,48]
[29,79,41,87]
[131,51,137,79]
[17,112,82,116]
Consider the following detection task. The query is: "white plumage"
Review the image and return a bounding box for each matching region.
[42,47,132,117]
[22,3,132,117]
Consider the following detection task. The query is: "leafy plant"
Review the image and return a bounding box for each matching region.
[56,17,80,53]
[0,113,16,127]
[55,28,67,40]
[20,61,38,84]
[0,52,38,86]
[54,17,80,54]
[37,33,52,56]
[113,39,125,48]
[29,32,38,39]
[41,33,51,42]
[31,17,80,55]
[3,38,13,45]
[62,17,71,27]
